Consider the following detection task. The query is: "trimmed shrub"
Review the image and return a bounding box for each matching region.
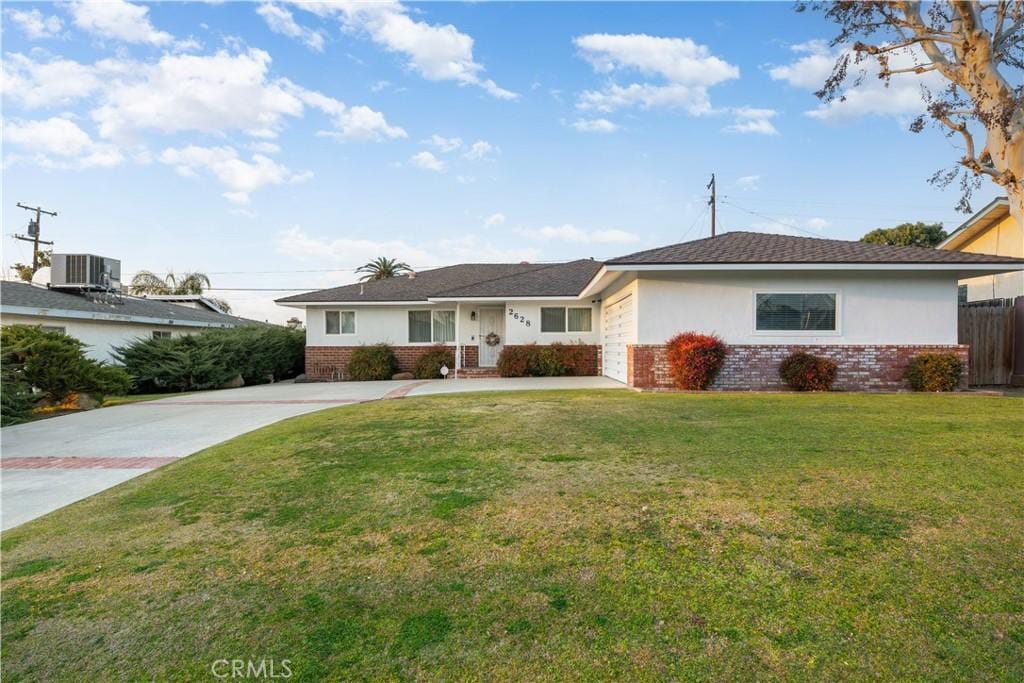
[906,352,964,392]
[665,332,728,390]
[114,326,306,393]
[497,344,593,377]
[497,345,540,377]
[779,351,837,391]
[347,343,399,381]
[2,325,132,404]
[414,345,454,379]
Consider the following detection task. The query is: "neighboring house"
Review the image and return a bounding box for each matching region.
[938,197,1023,302]
[1,280,263,362]
[276,231,1024,391]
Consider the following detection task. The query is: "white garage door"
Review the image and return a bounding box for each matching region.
[602,293,633,383]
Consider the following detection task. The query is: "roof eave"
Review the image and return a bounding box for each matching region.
[937,196,1011,250]
[604,262,1024,272]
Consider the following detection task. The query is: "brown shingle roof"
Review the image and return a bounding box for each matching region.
[275,261,600,303]
[607,231,1024,265]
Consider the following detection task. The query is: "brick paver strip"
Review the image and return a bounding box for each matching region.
[382,381,432,400]
[2,456,181,470]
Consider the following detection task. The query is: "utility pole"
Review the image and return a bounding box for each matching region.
[13,203,57,272]
[707,174,716,237]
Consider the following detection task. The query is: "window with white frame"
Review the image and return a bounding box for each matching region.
[540,306,592,333]
[152,330,172,339]
[409,310,455,343]
[41,325,66,335]
[325,310,355,335]
[755,293,836,331]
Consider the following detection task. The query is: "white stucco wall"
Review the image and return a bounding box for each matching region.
[2,314,192,362]
[303,301,602,347]
[632,271,959,345]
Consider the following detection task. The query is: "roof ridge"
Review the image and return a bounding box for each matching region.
[433,260,585,296]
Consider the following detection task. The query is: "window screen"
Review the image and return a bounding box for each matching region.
[567,308,592,332]
[433,311,455,343]
[409,310,432,342]
[541,307,566,333]
[755,293,836,331]
[325,311,340,335]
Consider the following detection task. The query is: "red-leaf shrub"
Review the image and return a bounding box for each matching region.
[905,352,963,392]
[497,343,593,377]
[778,351,837,391]
[665,332,727,390]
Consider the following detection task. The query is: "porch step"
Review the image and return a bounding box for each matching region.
[455,367,501,378]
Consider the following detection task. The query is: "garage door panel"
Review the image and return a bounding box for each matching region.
[602,293,632,383]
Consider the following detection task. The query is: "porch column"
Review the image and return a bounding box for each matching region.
[455,301,461,379]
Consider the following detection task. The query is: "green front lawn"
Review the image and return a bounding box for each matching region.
[3,392,1022,681]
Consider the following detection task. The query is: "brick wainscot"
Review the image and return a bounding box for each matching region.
[628,344,970,392]
[306,346,480,380]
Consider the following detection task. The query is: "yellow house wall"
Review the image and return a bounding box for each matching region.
[955,213,1024,301]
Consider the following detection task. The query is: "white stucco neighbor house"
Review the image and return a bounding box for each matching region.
[276,231,1024,390]
[1,280,264,362]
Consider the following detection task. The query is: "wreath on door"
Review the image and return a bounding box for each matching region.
[484,332,501,347]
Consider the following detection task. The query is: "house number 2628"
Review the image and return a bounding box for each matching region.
[507,308,531,327]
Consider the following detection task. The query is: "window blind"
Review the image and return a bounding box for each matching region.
[755,293,836,331]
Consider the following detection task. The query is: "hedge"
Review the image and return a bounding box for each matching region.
[905,352,964,392]
[1,325,133,419]
[114,325,305,393]
[497,343,592,377]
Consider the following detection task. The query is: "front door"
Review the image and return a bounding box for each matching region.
[478,307,504,367]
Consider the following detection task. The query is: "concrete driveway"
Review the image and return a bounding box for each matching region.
[1,376,623,529]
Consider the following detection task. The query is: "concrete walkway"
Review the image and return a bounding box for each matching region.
[1,376,623,530]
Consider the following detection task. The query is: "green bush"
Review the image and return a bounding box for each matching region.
[779,351,837,391]
[347,344,399,381]
[114,326,305,393]
[414,345,454,379]
[905,352,964,392]
[497,344,594,377]
[1,325,132,404]
[1,353,34,426]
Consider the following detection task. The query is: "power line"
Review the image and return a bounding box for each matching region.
[720,199,824,238]
[680,204,708,243]
[718,195,953,211]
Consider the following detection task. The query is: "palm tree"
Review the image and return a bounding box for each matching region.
[129,270,231,313]
[356,257,412,282]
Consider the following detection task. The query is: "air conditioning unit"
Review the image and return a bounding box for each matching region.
[50,254,121,291]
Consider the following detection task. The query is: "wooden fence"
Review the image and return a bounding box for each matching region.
[958,298,1018,385]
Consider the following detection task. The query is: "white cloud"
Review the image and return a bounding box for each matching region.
[370,79,391,92]
[769,40,944,122]
[159,145,311,203]
[256,3,325,52]
[736,174,760,190]
[410,150,446,172]
[293,2,517,100]
[5,8,63,39]
[4,116,123,169]
[723,107,779,135]
[805,217,830,230]
[1,53,107,108]
[422,134,463,152]
[456,174,476,184]
[276,225,539,268]
[573,33,738,114]
[69,0,174,46]
[483,212,506,228]
[248,141,281,154]
[571,117,619,133]
[462,140,495,161]
[2,49,402,144]
[516,224,640,244]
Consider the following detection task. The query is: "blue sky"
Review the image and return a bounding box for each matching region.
[1,1,999,322]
